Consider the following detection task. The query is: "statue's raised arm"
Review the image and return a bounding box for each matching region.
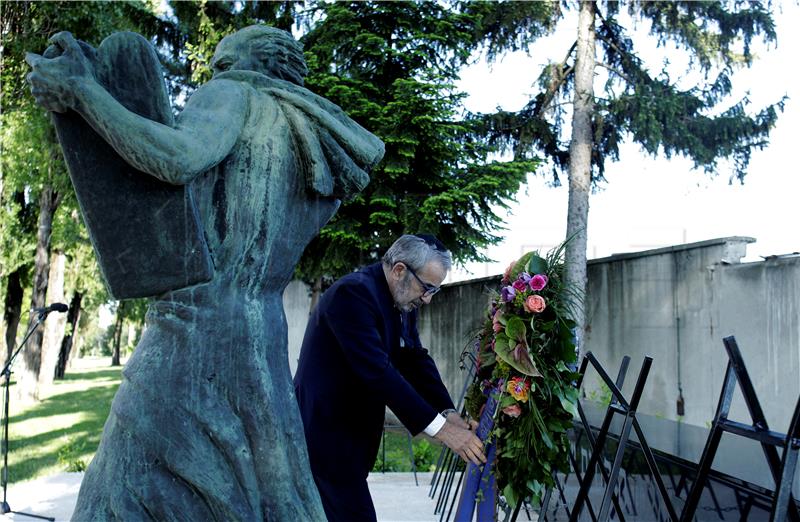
[27,31,246,185]
[27,25,383,520]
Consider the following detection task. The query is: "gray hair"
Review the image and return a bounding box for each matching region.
[382,234,452,273]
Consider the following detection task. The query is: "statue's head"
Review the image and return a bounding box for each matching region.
[211,26,308,85]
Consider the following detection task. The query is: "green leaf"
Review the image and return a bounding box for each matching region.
[494,342,542,377]
[499,394,517,409]
[527,254,548,275]
[539,320,555,332]
[495,332,509,347]
[511,252,534,278]
[558,393,579,418]
[503,484,517,509]
[505,316,527,341]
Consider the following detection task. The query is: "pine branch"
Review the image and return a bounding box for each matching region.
[595,61,633,84]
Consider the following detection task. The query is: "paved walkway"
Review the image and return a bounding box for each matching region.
[0,472,445,521]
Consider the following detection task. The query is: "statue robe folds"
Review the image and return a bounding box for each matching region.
[71,55,383,520]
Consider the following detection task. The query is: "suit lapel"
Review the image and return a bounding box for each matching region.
[365,263,401,355]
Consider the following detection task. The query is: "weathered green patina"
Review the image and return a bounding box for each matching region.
[27,26,383,520]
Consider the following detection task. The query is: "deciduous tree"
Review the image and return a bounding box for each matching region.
[1,0,172,397]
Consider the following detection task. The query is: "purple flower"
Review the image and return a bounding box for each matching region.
[518,272,532,284]
[529,274,549,291]
[500,285,516,302]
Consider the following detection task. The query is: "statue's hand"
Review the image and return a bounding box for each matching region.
[25,31,94,113]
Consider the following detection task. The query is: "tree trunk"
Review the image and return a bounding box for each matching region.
[2,268,24,367]
[565,0,596,357]
[111,301,124,366]
[38,251,67,392]
[18,185,60,402]
[55,291,82,379]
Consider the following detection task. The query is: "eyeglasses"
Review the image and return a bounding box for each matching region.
[405,265,441,297]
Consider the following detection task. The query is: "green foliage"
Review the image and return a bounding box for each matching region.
[473,1,784,184]
[585,378,612,406]
[296,1,538,281]
[371,431,440,472]
[458,1,560,60]
[57,436,88,472]
[1,1,169,340]
[169,0,297,88]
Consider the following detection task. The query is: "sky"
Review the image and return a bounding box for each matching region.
[448,1,800,282]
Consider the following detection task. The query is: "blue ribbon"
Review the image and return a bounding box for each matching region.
[454,391,498,521]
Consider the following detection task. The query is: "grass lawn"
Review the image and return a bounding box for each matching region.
[5,357,122,483]
[3,357,445,484]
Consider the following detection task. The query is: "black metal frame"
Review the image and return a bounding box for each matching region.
[541,355,634,522]
[428,346,479,521]
[679,336,800,522]
[541,336,800,521]
[567,352,679,522]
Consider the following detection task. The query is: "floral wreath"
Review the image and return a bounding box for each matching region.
[464,242,582,509]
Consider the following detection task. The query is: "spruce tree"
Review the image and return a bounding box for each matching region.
[467,0,784,351]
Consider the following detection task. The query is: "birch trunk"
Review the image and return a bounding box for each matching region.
[565,0,596,356]
[18,184,60,402]
[38,251,67,392]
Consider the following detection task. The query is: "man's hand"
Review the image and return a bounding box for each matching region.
[434,419,486,466]
[445,412,478,432]
[26,31,95,113]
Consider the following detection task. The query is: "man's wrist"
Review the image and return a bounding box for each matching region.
[440,408,458,418]
[423,413,447,436]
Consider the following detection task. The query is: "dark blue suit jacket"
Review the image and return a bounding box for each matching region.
[294,262,454,483]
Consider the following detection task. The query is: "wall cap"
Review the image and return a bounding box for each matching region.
[587,237,755,265]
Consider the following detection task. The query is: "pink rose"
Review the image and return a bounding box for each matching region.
[512,279,527,292]
[502,404,522,418]
[492,321,503,333]
[529,274,548,291]
[524,294,546,313]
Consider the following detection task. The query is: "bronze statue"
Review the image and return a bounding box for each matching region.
[27,26,383,520]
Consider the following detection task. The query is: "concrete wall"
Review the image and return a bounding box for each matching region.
[284,238,800,432]
[583,237,800,433]
[415,275,498,406]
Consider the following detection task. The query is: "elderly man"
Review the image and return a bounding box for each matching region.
[294,234,486,521]
[27,26,383,519]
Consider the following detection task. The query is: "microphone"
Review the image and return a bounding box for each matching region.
[32,302,69,315]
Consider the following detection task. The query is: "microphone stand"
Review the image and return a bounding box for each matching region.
[1,310,56,521]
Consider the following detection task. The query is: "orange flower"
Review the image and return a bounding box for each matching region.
[507,377,530,403]
[524,294,546,314]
